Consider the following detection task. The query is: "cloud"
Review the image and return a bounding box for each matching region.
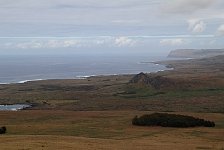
[114,37,136,47]
[160,38,185,46]
[1,34,216,49]
[161,0,217,14]
[2,36,138,49]
[16,40,43,49]
[188,19,206,33]
[0,0,158,25]
[217,24,224,36]
[10,39,82,49]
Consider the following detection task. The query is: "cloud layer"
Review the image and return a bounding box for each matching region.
[2,36,138,49]
[161,0,217,14]
[0,0,224,53]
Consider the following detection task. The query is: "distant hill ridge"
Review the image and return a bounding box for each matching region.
[168,49,224,58]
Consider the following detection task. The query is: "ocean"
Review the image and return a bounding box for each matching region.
[0,54,169,84]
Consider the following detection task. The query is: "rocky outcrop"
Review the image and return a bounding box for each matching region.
[129,72,174,89]
[129,72,150,85]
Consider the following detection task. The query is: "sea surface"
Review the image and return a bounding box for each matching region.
[0,104,31,111]
[0,54,169,84]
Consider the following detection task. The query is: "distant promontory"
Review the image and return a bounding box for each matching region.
[168,49,224,58]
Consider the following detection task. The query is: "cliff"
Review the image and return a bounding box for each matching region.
[168,49,224,58]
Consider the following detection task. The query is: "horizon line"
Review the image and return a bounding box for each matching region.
[0,35,215,39]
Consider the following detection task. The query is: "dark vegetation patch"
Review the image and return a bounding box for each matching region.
[160,88,224,99]
[40,85,96,91]
[196,146,213,149]
[117,84,224,99]
[132,113,215,128]
[115,85,166,99]
[0,126,6,134]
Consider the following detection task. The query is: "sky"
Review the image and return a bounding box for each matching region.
[0,0,224,55]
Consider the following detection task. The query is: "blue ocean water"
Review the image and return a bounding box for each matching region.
[0,54,169,84]
[0,104,31,111]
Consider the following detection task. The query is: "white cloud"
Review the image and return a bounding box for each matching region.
[114,37,136,47]
[193,21,206,33]
[162,0,217,14]
[1,36,138,49]
[188,19,206,33]
[217,24,224,36]
[16,41,43,49]
[1,34,216,49]
[47,40,81,48]
[160,38,185,46]
[188,19,200,30]
[11,39,82,49]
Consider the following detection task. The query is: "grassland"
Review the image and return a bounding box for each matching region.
[0,111,224,150]
[0,71,223,112]
[0,55,224,149]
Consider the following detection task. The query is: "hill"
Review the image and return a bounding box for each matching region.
[129,72,175,89]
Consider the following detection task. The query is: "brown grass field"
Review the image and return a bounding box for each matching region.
[0,55,224,149]
[0,110,224,150]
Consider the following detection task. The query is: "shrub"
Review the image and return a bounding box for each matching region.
[132,113,215,128]
[0,126,6,134]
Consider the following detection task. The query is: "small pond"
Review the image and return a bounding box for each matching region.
[0,104,31,111]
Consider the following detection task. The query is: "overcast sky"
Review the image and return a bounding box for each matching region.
[0,0,224,55]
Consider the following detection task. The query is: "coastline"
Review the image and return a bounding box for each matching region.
[0,62,171,85]
[0,54,223,112]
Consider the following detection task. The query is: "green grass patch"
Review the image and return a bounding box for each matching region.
[117,86,165,99]
[163,88,224,99]
[118,86,224,99]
